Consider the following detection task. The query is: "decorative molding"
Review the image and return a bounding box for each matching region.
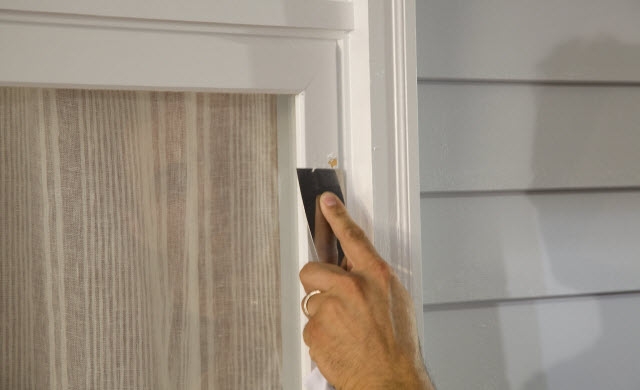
[277,96,302,390]
[367,0,424,344]
[338,0,424,355]
[393,0,424,342]
[0,9,347,40]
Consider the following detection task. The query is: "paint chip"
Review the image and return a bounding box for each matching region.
[327,153,338,169]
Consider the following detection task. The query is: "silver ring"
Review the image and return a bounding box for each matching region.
[302,290,322,317]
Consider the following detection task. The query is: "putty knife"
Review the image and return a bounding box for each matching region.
[297,168,345,266]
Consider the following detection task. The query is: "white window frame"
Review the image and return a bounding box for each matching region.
[0,1,422,388]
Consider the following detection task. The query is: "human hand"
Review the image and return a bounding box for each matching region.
[299,192,435,390]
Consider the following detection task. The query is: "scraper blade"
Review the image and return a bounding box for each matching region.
[296,168,345,266]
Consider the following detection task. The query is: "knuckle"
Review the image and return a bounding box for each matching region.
[371,260,394,288]
[309,346,329,366]
[298,263,310,279]
[338,274,364,297]
[302,321,316,347]
[298,262,315,282]
[298,267,306,281]
[344,224,366,242]
[308,347,318,362]
[333,203,348,217]
[319,295,343,318]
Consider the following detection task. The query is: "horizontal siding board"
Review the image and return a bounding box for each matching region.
[421,192,640,304]
[418,83,640,192]
[416,0,640,81]
[417,2,640,388]
[423,293,640,390]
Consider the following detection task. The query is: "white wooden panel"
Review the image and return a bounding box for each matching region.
[421,192,640,304]
[1,0,353,31]
[0,20,340,169]
[418,83,640,192]
[423,294,640,390]
[0,21,328,93]
[416,0,640,81]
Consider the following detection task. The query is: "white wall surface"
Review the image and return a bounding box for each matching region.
[417,1,640,389]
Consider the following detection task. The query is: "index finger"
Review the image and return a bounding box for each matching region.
[313,196,339,265]
[318,192,380,270]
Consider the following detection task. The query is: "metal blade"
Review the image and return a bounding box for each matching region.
[296,168,345,265]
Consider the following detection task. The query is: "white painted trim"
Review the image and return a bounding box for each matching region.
[0,14,340,168]
[340,1,374,234]
[340,0,424,362]
[0,9,349,40]
[277,96,302,390]
[0,0,353,31]
[0,19,330,91]
[365,0,424,348]
[394,0,424,346]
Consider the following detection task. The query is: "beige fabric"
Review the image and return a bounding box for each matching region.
[0,88,281,389]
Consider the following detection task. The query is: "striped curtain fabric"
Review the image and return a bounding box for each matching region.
[0,88,282,389]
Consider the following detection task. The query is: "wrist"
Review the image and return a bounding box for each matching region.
[358,375,432,390]
[388,366,433,390]
[351,360,434,390]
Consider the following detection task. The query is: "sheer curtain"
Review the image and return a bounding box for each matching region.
[0,88,282,389]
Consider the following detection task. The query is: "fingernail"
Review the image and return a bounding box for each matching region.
[322,193,337,207]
